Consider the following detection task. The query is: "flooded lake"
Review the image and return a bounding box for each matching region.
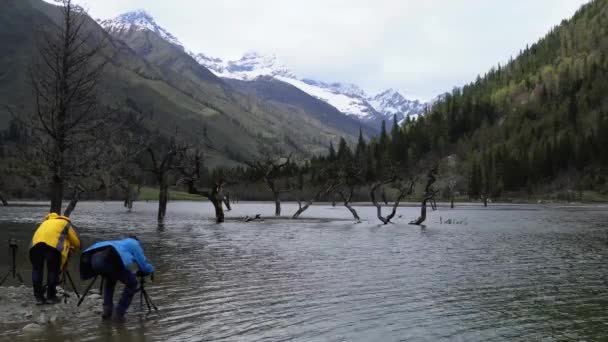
[1,201,608,341]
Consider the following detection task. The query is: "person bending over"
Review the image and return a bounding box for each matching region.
[80,236,154,321]
[30,213,81,304]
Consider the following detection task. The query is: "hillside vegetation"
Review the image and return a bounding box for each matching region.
[0,0,369,168]
[398,0,608,198]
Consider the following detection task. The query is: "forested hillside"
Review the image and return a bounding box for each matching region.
[0,0,369,167]
[398,0,608,198]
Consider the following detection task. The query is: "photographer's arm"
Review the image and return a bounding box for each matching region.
[67,225,81,251]
[133,242,155,275]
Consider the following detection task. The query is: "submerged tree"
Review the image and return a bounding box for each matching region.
[246,156,295,216]
[176,146,231,223]
[147,133,186,224]
[410,167,439,226]
[371,177,415,225]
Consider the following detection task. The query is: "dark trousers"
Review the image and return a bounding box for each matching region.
[90,248,138,315]
[29,243,61,300]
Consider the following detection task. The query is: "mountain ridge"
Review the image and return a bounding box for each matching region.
[102,10,427,129]
[0,0,377,169]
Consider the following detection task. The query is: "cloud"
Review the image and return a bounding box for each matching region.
[72,0,589,101]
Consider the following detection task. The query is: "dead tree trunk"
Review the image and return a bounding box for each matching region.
[148,144,181,224]
[271,188,281,216]
[206,182,226,223]
[0,193,7,206]
[121,183,138,212]
[246,156,293,217]
[124,186,134,212]
[371,181,411,225]
[210,188,225,223]
[158,177,169,224]
[292,199,313,219]
[50,175,64,213]
[223,192,232,211]
[292,182,339,219]
[409,197,437,226]
[177,146,228,223]
[63,189,82,218]
[339,187,360,223]
[410,167,439,226]
[183,180,226,223]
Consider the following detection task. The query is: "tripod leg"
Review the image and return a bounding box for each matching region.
[77,276,97,307]
[0,272,10,286]
[144,290,152,313]
[142,290,159,313]
[65,271,80,299]
[148,293,159,313]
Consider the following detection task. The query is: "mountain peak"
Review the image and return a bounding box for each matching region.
[193,51,426,126]
[116,9,154,22]
[100,10,183,49]
[195,52,296,80]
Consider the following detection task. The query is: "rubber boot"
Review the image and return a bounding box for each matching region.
[102,305,113,320]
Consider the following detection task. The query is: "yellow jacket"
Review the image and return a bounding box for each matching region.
[31,213,81,268]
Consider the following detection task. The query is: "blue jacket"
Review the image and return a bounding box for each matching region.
[83,238,155,274]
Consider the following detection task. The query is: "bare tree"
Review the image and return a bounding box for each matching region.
[292,181,341,219]
[410,167,439,226]
[335,164,365,222]
[246,156,294,216]
[371,178,415,225]
[338,187,360,222]
[147,134,186,224]
[176,146,232,223]
[8,0,110,215]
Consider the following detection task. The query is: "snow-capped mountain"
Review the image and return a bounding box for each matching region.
[99,10,184,50]
[194,53,425,126]
[193,52,297,80]
[370,89,426,122]
[101,10,426,128]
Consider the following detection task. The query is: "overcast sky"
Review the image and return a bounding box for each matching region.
[68,0,588,101]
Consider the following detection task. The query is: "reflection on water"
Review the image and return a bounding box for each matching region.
[1,201,608,341]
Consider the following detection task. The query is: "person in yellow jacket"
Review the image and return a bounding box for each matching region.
[30,212,81,304]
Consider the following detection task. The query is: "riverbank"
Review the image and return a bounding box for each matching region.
[0,285,103,335]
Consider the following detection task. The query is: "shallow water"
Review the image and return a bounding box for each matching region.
[1,201,608,341]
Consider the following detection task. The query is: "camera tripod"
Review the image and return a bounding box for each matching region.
[78,274,159,315]
[0,238,24,286]
[77,275,100,307]
[58,268,81,303]
[137,274,159,315]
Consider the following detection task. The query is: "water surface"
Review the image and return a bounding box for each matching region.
[1,201,607,341]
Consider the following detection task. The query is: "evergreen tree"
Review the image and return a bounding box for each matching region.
[328,142,336,161]
[337,137,352,162]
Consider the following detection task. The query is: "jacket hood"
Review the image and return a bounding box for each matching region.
[45,212,70,221]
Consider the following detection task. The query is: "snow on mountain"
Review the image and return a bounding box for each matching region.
[100,10,426,127]
[274,76,375,118]
[99,10,184,49]
[192,52,297,80]
[194,53,427,124]
[370,89,426,121]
